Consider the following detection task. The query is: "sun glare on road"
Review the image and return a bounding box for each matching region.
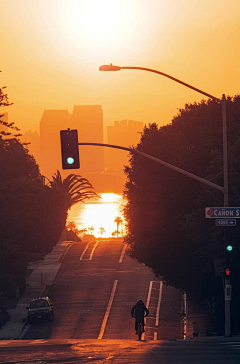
[68,193,126,238]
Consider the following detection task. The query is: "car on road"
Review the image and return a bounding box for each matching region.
[26,296,54,324]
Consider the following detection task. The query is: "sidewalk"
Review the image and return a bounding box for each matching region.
[0,240,73,340]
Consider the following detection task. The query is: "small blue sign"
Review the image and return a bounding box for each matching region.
[205,207,240,218]
[215,219,236,227]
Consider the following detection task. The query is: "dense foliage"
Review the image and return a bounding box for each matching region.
[124,96,240,334]
[0,84,97,298]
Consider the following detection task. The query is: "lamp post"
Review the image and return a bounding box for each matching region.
[99,64,230,336]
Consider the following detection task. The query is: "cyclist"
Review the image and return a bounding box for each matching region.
[131,300,149,334]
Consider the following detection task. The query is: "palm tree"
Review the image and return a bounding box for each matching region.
[79,228,88,236]
[48,170,98,211]
[114,217,123,238]
[88,226,95,235]
[99,227,106,236]
[66,221,76,231]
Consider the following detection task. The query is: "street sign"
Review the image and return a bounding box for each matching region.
[205,207,240,218]
[215,219,236,226]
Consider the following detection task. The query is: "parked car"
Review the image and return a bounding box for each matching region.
[26,296,54,324]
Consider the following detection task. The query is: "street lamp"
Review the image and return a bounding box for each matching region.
[100,63,230,336]
[100,64,228,206]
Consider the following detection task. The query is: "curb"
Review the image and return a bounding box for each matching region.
[57,242,74,264]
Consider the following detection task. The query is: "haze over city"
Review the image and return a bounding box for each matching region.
[1,0,239,133]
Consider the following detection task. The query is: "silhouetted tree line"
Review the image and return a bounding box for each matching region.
[124,96,240,334]
[0,84,96,298]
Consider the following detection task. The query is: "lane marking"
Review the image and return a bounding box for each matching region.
[155,281,163,326]
[80,241,99,260]
[80,241,92,260]
[119,244,127,263]
[142,280,153,340]
[89,241,99,260]
[146,281,153,308]
[98,280,118,340]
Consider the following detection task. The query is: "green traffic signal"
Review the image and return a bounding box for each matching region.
[67,157,74,165]
[226,245,233,252]
[60,129,80,169]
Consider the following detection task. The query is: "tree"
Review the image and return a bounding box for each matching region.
[99,227,106,236]
[114,217,122,238]
[0,138,40,184]
[48,170,98,212]
[88,226,95,235]
[124,96,240,332]
[79,228,88,236]
[66,221,81,236]
[0,82,21,139]
[0,82,99,298]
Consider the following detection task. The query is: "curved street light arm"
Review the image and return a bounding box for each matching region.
[120,67,220,101]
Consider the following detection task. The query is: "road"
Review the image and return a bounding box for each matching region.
[1,238,240,363]
[22,238,181,340]
[0,338,240,363]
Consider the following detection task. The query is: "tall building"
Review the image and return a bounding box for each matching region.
[106,119,143,172]
[72,105,104,173]
[39,105,105,181]
[40,110,70,178]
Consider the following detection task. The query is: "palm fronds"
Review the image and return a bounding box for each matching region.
[48,170,98,210]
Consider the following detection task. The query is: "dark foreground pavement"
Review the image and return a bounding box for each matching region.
[0,338,240,364]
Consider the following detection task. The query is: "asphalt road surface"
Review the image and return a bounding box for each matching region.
[0,338,240,363]
[22,238,181,340]
[1,239,240,363]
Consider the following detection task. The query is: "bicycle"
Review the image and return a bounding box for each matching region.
[137,322,144,341]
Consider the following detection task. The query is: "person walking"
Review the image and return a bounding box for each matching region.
[192,321,200,337]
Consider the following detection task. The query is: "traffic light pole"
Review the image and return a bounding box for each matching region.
[78,142,224,192]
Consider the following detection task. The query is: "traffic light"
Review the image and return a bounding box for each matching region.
[226,244,233,252]
[225,267,231,276]
[60,129,80,169]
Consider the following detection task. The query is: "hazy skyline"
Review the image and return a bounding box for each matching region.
[1,0,239,134]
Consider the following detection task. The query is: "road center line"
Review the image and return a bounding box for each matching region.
[119,244,127,263]
[79,241,92,260]
[98,280,118,340]
[89,241,99,260]
[155,281,163,326]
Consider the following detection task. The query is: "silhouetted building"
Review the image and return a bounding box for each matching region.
[106,119,143,172]
[40,109,70,178]
[72,105,104,173]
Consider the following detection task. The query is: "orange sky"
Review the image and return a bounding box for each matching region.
[1,0,239,135]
